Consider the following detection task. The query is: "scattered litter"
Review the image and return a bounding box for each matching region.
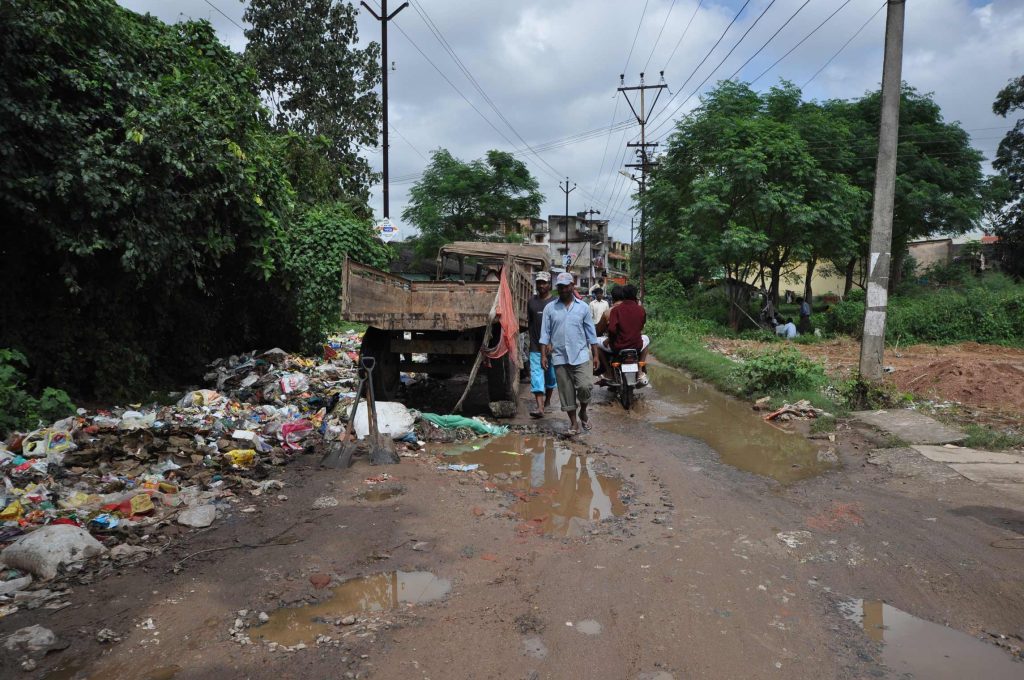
[763,400,828,422]
[776,530,813,549]
[447,464,480,472]
[312,496,339,509]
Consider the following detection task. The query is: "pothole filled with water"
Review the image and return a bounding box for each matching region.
[255,571,450,647]
[647,365,834,483]
[840,598,1024,678]
[439,434,625,536]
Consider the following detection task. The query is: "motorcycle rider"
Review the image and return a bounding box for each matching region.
[605,284,650,387]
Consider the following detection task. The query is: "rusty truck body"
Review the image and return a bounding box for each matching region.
[340,242,550,415]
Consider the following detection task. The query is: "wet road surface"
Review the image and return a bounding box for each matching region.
[10,362,1024,679]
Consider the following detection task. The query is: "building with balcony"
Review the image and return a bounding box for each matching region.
[547,213,609,290]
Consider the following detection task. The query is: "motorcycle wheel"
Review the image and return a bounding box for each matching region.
[619,381,633,410]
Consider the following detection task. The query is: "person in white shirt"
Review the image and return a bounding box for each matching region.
[775,317,798,339]
[588,287,610,325]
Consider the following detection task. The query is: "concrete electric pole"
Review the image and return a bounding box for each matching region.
[361,0,408,219]
[619,72,667,300]
[859,0,905,381]
[559,178,577,271]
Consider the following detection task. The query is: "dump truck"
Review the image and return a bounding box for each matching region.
[340,242,551,416]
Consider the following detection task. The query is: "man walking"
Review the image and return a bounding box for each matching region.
[527,271,557,419]
[796,296,812,334]
[588,287,610,326]
[541,273,601,435]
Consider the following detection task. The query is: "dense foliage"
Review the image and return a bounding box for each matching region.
[821,274,1024,346]
[644,80,986,322]
[244,0,380,208]
[992,74,1024,278]
[0,0,383,401]
[0,350,75,437]
[402,149,545,256]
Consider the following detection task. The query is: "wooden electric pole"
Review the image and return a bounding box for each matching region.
[361,0,408,218]
[619,72,666,300]
[859,0,905,381]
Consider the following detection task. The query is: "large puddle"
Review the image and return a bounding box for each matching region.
[440,434,625,536]
[647,365,832,483]
[255,571,450,647]
[841,599,1024,678]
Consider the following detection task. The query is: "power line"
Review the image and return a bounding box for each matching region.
[803,2,886,88]
[389,122,428,162]
[202,0,245,31]
[727,0,812,81]
[662,0,704,71]
[649,0,783,140]
[622,0,652,74]
[749,0,858,86]
[643,0,678,73]
[653,0,752,129]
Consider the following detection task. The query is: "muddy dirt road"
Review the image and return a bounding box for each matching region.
[6,363,1024,679]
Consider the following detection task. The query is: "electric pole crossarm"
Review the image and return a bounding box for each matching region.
[387,2,409,20]
[359,1,381,20]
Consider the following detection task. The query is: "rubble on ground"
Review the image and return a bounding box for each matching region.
[763,400,829,422]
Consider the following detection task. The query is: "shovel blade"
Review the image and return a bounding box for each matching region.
[321,441,357,469]
[368,435,399,466]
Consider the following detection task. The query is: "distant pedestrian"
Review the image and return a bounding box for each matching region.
[796,296,812,334]
[527,272,557,419]
[541,272,601,435]
[588,288,609,325]
[776,318,798,339]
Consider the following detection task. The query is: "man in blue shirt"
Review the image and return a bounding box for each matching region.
[540,272,601,435]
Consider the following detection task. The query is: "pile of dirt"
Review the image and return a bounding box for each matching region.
[707,337,1024,417]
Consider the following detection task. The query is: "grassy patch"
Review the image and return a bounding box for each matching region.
[962,424,1024,451]
[809,415,837,434]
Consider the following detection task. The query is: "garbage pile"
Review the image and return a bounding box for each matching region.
[762,399,829,422]
[0,336,372,592]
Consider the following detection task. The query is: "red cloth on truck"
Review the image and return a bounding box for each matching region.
[481,268,519,367]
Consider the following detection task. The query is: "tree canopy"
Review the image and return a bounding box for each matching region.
[992,75,1024,278]
[402,149,545,256]
[0,0,386,398]
[643,80,987,324]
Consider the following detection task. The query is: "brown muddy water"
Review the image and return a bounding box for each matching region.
[255,571,450,647]
[440,434,625,536]
[647,365,833,483]
[840,599,1024,678]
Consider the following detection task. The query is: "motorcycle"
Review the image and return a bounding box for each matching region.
[609,348,643,410]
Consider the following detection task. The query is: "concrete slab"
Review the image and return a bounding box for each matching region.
[912,445,1024,465]
[986,483,1024,507]
[850,409,966,445]
[947,463,1024,484]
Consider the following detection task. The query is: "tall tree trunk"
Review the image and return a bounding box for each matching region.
[769,264,782,307]
[724,278,749,331]
[843,256,856,298]
[804,256,817,301]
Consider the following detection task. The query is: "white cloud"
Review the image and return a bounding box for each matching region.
[116,0,1024,240]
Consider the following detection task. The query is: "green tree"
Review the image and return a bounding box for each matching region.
[828,86,986,291]
[284,203,392,352]
[644,81,863,328]
[402,149,544,256]
[244,0,381,209]
[992,75,1024,278]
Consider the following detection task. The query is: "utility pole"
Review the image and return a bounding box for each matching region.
[859,0,905,381]
[361,0,408,219]
[619,72,667,300]
[559,178,576,272]
[581,207,601,285]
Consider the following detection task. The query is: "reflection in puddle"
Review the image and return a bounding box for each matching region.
[255,571,450,647]
[440,434,625,536]
[841,599,1023,678]
[648,365,833,483]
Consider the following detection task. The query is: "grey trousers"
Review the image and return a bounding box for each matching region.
[554,361,593,412]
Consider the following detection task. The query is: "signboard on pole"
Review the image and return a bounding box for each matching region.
[374,218,398,243]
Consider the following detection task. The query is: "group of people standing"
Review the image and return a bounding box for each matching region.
[525,271,649,435]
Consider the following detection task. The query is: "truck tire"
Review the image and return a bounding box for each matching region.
[360,328,400,400]
[487,354,519,412]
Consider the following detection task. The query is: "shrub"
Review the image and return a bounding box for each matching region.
[0,349,76,436]
[736,347,827,395]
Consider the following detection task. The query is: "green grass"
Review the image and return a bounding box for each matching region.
[809,415,838,434]
[962,424,1024,451]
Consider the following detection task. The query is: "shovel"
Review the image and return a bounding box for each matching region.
[362,357,400,465]
[320,369,367,469]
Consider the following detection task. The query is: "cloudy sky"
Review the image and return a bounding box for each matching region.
[118,0,1023,242]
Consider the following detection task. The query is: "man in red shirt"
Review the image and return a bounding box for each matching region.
[606,284,650,386]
